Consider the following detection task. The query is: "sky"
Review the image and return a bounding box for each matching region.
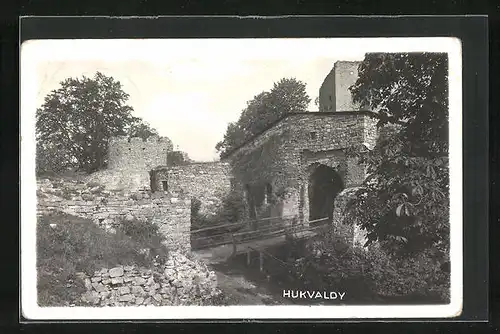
[24,38,460,161]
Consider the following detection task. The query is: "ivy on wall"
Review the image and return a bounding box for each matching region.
[229,131,300,200]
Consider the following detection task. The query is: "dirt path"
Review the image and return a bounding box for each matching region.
[215,271,291,305]
[193,247,291,305]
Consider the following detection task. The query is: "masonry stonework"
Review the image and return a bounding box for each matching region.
[318,68,336,112]
[319,61,363,113]
[76,60,378,248]
[108,135,173,171]
[85,135,174,191]
[37,178,191,252]
[151,161,232,217]
[334,61,362,112]
[225,111,378,240]
[78,252,220,306]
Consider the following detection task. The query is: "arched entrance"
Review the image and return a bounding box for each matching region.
[308,164,344,226]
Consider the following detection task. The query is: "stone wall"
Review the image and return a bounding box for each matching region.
[318,67,336,112]
[229,112,376,161]
[108,135,173,171]
[151,161,232,217]
[333,61,362,112]
[331,187,367,248]
[85,135,173,191]
[319,61,362,113]
[78,251,220,307]
[226,112,378,227]
[37,178,191,252]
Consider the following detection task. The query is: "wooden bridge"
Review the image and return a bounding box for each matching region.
[191,216,331,267]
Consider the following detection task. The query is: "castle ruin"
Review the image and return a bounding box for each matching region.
[85,60,378,249]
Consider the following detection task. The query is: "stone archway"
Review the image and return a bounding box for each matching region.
[307,164,344,226]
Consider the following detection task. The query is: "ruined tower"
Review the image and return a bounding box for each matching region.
[107,135,173,172]
[318,61,362,112]
[99,135,174,191]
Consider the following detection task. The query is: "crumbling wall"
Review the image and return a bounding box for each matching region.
[37,178,191,252]
[151,162,232,217]
[78,252,220,307]
[319,61,362,113]
[318,68,336,112]
[86,135,173,191]
[227,112,377,227]
[333,61,362,112]
[108,135,173,171]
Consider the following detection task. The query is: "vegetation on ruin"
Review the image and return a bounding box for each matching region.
[289,53,450,301]
[190,191,248,249]
[36,72,158,175]
[230,131,295,190]
[216,78,311,158]
[223,53,451,303]
[37,212,168,306]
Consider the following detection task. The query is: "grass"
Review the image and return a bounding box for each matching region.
[36,212,168,306]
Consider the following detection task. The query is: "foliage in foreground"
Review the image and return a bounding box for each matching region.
[37,212,168,306]
[296,225,450,303]
[36,72,158,175]
[344,53,450,259]
[294,53,452,303]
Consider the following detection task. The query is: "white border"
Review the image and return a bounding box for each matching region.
[21,37,463,320]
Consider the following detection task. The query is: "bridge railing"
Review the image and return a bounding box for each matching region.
[190,215,295,250]
[190,216,331,251]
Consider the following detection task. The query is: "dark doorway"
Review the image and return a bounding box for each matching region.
[245,184,257,220]
[149,170,157,192]
[308,164,343,225]
[162,180,168,191]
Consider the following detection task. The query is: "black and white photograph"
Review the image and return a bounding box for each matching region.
[21,36,463,320]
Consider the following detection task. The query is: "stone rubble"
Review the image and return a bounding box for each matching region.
[36,177,191,253]
[78,251,221,307]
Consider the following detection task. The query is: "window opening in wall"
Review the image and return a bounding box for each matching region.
[128,148,131,151]
[309,132,317,140]
[162,180,168,191]
[142,148,146,150]
[329,95,332,101]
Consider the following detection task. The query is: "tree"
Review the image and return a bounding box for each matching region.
[216,77,311,158]
[215,122,248,159]
[36,72,150,174]
[344,53,449,259]
[127,117,159,140]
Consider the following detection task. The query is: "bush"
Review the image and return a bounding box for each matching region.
[190,191,247,249]
[118,217,169,264]
[295,224,450,303]
[219,191,247,223]
[362,246,450,302]
[37,213,151,306]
